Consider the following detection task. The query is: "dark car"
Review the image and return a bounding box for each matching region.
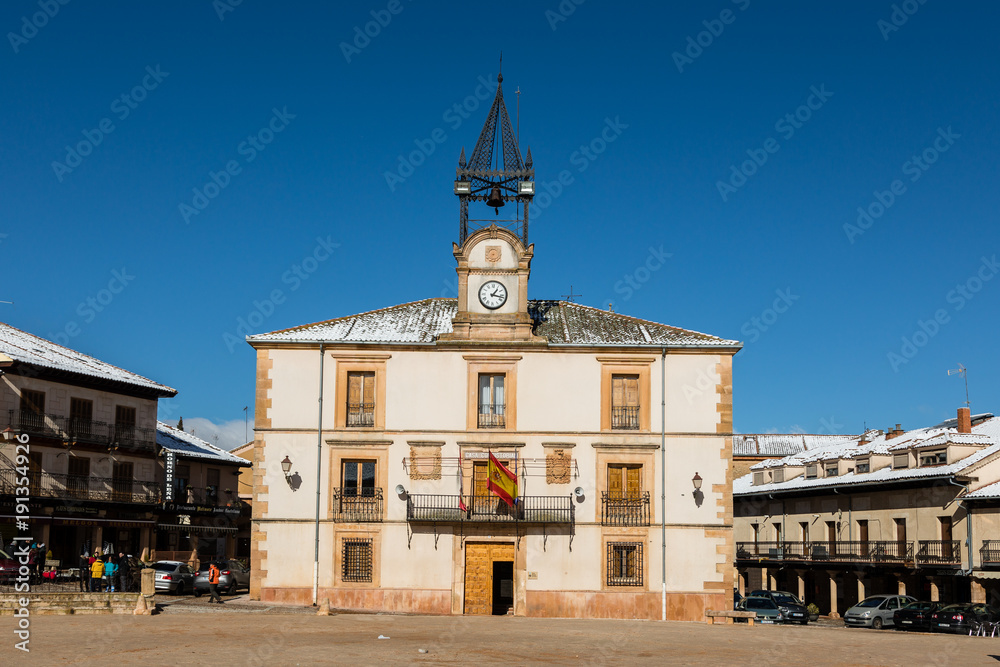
[736,596,782,623]
[929,603,997,634]
[749,590,810,624]
[893,601,941,631]
[193,559,251,596]
[0,548,18,583]
[151,560,196,595]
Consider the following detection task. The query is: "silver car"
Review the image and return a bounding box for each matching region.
[151,560,196,595]
[844,594,916,629]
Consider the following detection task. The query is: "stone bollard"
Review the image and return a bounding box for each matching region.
[133,594,152,616]
[316,598,332,616]
[140,568,155,597]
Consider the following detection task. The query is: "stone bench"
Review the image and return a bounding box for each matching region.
[706,610,757,625]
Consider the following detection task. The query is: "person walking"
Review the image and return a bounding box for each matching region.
[207,562,223,604]
[79,549,91,592]
[90,554,104,592]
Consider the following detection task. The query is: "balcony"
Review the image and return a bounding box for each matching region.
[981,540,1000,566]
[477,404,506,429]
[346,403,375,428]
[736,540,914,564]
[406,494,573,524]
[8,410,156,453]
[601,492,650,527]
[0,468,160,504]
[332,488,383,522]
[611,406,640,430]
[916,540,962,565]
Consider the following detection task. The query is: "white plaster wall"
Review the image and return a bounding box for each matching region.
[385,352,466,432]
[518,353,600,433]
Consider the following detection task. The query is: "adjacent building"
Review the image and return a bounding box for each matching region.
[734,408,1000,615]
[0,322,176,564]
[246,74,742,620]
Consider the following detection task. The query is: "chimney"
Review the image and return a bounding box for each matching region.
[885,423,904,440]
[957,407,972,434]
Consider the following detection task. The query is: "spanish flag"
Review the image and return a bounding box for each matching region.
[488,452,518,507]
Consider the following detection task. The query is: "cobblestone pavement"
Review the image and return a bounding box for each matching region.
[5,609,999,666]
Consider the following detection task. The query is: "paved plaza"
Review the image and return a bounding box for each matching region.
[5,599,1000,666]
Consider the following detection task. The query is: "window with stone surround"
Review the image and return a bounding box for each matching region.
[346,371,376,427]
[342,538,372,583]
[607,542,643,587]
[610,374,640,430]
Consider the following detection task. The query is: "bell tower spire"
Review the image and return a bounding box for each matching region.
[453,66,534,247]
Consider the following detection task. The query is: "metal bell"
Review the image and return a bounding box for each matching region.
[486,185,505,213]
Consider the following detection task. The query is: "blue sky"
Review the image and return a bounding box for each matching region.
[2,1,998,448]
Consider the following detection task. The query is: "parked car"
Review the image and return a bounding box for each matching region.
[151,560,196,595]
[0,548,17,583]
[193,559,251,596]
[748,590,810,624]
[844,594,916,629]
[893,601,942,631]
[929,603,998,634]
[736,596,782,623]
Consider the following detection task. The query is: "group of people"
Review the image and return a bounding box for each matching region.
[78,550,135,593]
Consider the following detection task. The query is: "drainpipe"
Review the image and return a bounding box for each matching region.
[313,343,326,606]
[660,347,666,622]
[946,477,973,575]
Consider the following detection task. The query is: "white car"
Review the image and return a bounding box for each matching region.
[844,594,916,629]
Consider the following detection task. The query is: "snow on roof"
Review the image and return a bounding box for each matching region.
[733,433,860,458]
[246,298,741,348]
[156,422,250,466]
[966,479,1000,500]
[738,416,1000,495]
[0,322,175,395]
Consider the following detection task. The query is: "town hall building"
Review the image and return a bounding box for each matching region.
[246,72,742,621]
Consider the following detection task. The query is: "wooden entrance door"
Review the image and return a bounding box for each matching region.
[464,542,515,615]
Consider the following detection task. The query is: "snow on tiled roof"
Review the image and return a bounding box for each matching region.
[247,298,741,348]
[733,433,860,458]
[0,322,175,395]
[737,416,1000,495]
[156,422,250,465]
[966,479,1000,500]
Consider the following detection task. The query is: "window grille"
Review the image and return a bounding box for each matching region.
[607,542,643,587]
[342,538,373,583]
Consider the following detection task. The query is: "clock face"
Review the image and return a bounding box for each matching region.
[478,280,508,309]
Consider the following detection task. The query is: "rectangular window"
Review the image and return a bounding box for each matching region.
[175,464,191,500]
[607,542,643,586]
[799,521,809,543]
[206,468,220,502]
[342,460,376,497]
[893,453,909,469]
[478,374,506,428]
[805,464,817,479]
[346,371,376,427]
[67,456,90,498]
[18,389,45,432]
[342,538,373,583]
[919,450,947,466]
[69,397,93,424]
[856,459,870,474]
[825,464,838,477]
[608,464,641,499]
[753,471,764,486]
[610,374,640,430]
[772,468,784,483]
[114,405,137,445]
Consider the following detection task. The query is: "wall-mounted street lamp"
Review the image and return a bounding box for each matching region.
[281,455,293,485]
[2,426,16,441]
[692,472,703,492]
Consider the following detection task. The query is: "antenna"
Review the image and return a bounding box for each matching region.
[947,364,970,408]
[561,285,582,303]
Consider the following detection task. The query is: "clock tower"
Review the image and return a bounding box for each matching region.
[440,70,543,344]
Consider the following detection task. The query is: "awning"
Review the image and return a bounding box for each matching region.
[1,515,156,527]
[972,571,1000,580]
[156,523,237,534]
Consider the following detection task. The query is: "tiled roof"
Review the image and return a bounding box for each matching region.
[156,422,250,466]
[247,298,741,348]
[733,434,860,458]
[737,417,1000,495]
[966,479,1000,500]
[0,322,176,395]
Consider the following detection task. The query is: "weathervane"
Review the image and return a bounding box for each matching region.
[561,285,582,302]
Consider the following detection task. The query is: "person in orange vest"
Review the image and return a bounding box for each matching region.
[207,562,223,604]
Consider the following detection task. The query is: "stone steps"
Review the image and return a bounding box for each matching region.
[0,592,155,615]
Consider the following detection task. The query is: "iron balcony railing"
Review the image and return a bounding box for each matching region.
[477,404,506,429]
[8,410,156,453]
[610,406,640,430]
[406,494,573,524]
[981,540,1000,565]
[736,540,914,563]
[346,403,375,427]
[169,485,238,507]
[916,540,962,564]
[601,492,650,526]
[332,487,383,522]
[0,469,161,504]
